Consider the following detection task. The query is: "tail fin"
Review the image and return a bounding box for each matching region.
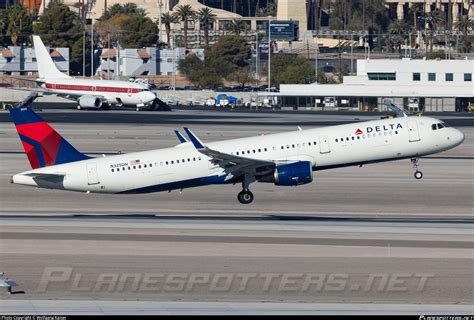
[32,35,71,79]
[9,106,89,169]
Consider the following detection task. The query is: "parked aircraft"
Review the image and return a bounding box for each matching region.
[9,103,464,204]
[18,36,168,111]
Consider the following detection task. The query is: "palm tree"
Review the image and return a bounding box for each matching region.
[173,4,196,48]
[409,3,422,30]
[425,9,444,52]
[197,7,216,46]
[228,19,246,36]
[454,15,473,53]
[389,20,409,53]
[161,12,178,47]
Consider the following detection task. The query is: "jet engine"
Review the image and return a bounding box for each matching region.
[259,161,313,186]
[78,95,102,108]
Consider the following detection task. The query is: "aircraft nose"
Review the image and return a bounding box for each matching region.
[454,129,465,145]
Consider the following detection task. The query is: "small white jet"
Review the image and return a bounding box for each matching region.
[9,103,464,204]
[16,35,161,111]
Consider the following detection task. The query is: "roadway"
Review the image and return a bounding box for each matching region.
[0,109,472,314]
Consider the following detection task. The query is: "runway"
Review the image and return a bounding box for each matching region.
[0,109,472,313]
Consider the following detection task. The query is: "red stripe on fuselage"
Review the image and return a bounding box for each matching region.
[45,83,140,93]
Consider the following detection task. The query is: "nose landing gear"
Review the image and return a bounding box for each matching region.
[411,157,423,179]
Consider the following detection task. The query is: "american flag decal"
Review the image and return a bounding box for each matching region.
[130,159,140,165]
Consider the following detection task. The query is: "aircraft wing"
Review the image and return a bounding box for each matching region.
[183,128,275,178]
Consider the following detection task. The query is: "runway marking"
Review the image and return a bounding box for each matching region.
[2,232,472,249]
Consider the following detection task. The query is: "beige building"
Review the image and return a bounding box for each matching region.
[385,0,474,26]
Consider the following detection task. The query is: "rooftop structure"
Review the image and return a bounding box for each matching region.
[269,58,474,112]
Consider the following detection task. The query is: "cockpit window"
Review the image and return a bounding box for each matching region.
[432,122,447,130]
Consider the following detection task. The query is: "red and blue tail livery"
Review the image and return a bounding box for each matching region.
[9,106,89,169]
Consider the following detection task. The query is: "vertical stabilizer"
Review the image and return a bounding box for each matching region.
[32,35,71,79]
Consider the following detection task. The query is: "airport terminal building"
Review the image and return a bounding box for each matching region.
[272,58,474,112]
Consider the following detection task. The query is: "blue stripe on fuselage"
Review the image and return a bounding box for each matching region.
[118,175,241,194]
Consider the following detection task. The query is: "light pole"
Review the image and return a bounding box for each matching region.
[315,33,319,81]
[158,0,163,44]
[255,32,259,81]
[267,18,271,93]
[89,11,95,78]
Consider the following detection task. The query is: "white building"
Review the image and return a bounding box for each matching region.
[96,47,204,77]
[0,46,69,76]
[272,58,474,112]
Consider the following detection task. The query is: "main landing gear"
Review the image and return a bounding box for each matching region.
[411,157,423,179]
[237,174,256,204]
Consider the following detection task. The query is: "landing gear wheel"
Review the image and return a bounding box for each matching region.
[237,190,254,204]
[414,171,423,180]
[77,105,81,110]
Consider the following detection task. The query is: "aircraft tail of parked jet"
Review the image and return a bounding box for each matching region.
[10,106,89,169]
[32,35,71,80]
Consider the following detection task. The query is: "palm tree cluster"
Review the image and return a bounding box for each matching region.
[160,4,249,48]
[161,4,218,48]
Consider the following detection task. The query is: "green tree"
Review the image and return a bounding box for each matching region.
[2,5,33,46]
[100,3,147,20]
[425,9,444,52]
[228,66,255,87]
[205,35,251,77]
[454,15,473,53]
[173,4,196,48]
[227,19,247,36]
[197,7,216,46]
[118,16,158,48]
[33,2,86,75]
[160,12,178,47]
[178,35,251,88]
[388,20,411,53]
[96,3,158,48]
[270,54,316,86]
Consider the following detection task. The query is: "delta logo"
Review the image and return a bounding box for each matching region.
[367,123,403,133]
[356,123,403,135]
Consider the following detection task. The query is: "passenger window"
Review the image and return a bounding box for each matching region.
[193,157,196,161]
[150,164,153,167]
[166,161,169,165]
[139,165,142,168]
[308,142,311,146]
[111,169,114,172]
[133,166,136,169]
[128,167,131,170]
[144,164,147,168]
[177,160,180,163]
[122,167,125,171]
[171,161,174,164]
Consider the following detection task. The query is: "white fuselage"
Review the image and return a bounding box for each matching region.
[40,78,157,107]
[12,116,465,194]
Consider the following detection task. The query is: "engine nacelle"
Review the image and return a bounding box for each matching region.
[260,161,313,186]
[78,95,102,108]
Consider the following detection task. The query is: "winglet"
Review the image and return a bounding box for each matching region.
[174,130,188,143]
[183,127,205,149]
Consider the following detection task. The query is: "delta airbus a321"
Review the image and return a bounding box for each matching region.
[9,101,464,204]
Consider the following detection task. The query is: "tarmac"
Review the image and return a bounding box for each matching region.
[0,109,472,314]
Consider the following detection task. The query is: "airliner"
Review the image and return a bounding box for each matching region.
[19,36,164,111]
[9,103,464,204]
